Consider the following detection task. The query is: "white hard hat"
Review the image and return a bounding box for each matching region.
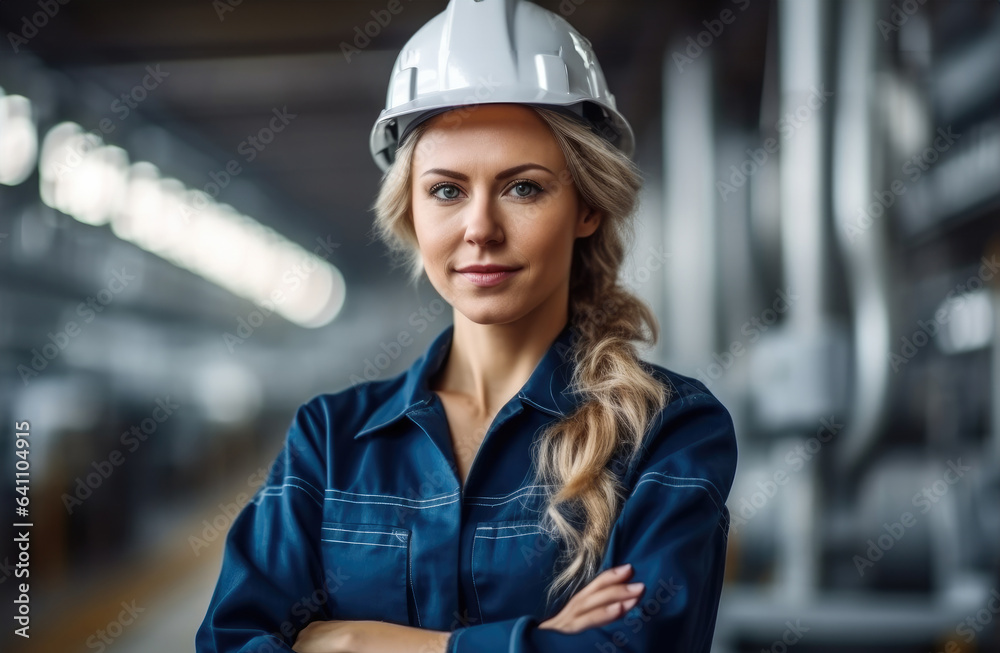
[369,0,634,172]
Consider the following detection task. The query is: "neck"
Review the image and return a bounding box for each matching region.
[432,302,569,417]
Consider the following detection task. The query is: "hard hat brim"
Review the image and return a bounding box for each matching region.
[370,94,635,173]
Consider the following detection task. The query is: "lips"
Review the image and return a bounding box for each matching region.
[455,264,522,288]
[455,264,521,273]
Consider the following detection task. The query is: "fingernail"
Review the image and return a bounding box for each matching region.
[627,582,644,592]
[614,563,632,574]
[622,597,639,610]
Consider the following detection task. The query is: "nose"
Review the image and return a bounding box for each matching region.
[462,194,504,247]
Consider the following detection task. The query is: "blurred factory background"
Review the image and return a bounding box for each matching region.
[1,0,999,651]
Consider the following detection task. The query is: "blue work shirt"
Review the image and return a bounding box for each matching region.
[195,321,738,653]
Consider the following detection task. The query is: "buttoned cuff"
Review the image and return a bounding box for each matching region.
[447,615,542,653]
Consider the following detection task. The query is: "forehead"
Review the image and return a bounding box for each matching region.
[412,104,563,167]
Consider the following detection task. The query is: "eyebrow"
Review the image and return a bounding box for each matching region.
[419,163,554,181]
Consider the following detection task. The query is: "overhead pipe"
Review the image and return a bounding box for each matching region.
[831,0,892,476]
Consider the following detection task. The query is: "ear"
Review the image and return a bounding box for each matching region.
[575,203,602,239]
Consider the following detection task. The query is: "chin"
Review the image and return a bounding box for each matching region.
[450,296,532,326]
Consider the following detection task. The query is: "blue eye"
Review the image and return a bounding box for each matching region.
[428,180,543,202]
[431,184,461,200]
[509,180,542,199]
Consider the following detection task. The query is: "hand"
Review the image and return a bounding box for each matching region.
[538,563,644,634]
[293,619,450,653]
[293,619,354,653]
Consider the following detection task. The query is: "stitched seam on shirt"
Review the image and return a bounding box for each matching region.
[474,524,547,539]
[324,496,459,509]
[630,478,729,537]
[518,393,562,417]
[282,479,324,505]
[632,472,724,508]
[320,538,406,548]
[325,488,460,503]
[656,472,723,502]
[463,494,545,508]
[321,526,401,537]
[464,483,550,501]
[638,472,724,506]
[471,535,484,622]
[285,475,324,500]
[269,476,322,499]
[632,478,722,512]
[408,537,421,628]
[474,531,544,540]
[257,484,323,508]
[463,487,549,507]
[325,488,460,501]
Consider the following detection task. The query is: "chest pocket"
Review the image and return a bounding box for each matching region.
[471,521,562,622]
[320,522,412,625]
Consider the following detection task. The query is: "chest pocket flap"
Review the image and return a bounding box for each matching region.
[320,522,412,625]
[471,520,561,622]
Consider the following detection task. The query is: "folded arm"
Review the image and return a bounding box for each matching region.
[445,388,738,653]
[195,400,332,653]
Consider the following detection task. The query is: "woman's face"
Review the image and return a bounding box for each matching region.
[410,103,600,326]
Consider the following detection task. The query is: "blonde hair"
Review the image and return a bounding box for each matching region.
[371,105,670,613]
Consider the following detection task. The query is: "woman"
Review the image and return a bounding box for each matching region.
[196,1,737,652]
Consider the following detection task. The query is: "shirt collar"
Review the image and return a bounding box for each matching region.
[354,321,583,439]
